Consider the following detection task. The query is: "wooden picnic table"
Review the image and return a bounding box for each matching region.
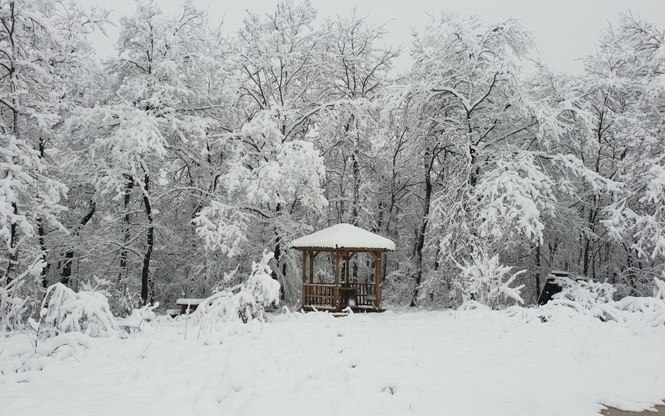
[176,298,204,314]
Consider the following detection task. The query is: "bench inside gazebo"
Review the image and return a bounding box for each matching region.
[290,223,395,313]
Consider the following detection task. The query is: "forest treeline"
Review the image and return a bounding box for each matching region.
[1,0,664,316]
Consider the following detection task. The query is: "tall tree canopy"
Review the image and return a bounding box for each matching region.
[2,1,664,321]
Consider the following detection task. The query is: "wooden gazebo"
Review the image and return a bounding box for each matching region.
[290,223,395,312]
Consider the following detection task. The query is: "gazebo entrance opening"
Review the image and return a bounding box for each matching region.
[290,224,395,312]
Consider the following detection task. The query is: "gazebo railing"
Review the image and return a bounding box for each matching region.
[303,283,377,310]
[303,284,336,309]
[347,282,376,307]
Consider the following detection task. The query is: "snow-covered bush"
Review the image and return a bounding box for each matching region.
[109,283,143,317]
[195,251,280,336]
[454,250,525,309]
[79,275,113,298]
[0,277,30,333]
[1,262,46,333]
[535,276,665,327]
[538,276,617,322]
[120,303,159,334]
[1,332,95,378]
[552,276,616,306]
[234,252,281,322]
[612,267,658,298]
[615,278,665,328]
[38,283,119,338]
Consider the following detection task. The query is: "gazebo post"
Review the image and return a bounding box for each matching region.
[302,251,308,283]
[344,254,349,284]
[376,252,382,310]
[370,250,383,310]
[309,251,319,284]
[333,250,343,310]
[301,251,308,309]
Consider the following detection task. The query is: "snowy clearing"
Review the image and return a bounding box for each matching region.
[2,308,665,416]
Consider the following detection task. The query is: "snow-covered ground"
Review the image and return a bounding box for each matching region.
[1,307,665,416]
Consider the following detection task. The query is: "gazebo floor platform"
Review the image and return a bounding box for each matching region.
[302,305,385,314]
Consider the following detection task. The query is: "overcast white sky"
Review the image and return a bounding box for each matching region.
[79,0,665,75]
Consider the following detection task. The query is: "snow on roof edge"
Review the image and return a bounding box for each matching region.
[290,223,395,251]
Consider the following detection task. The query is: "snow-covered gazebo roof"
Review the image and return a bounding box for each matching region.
[290,223,395,251]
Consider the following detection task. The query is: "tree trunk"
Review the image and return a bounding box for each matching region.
[352,152,360,225]
[412,147,434,306]
[60,201,95,285]
[4,202,19,284]
[273,238,287,299]
[141,173,154,305]
[271,202,288,299]
[534,244,542,303]
[118,175,133,283]
[37,138,50,288]
[4,3,18,284]
[38,219,50,289]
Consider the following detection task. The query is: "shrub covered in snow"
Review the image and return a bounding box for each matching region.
[38,283,119,338]
[1,261,52,333]
[552,276,615,305]
[0,277,30,333]
[454,250,525,309]
[195,251,280,340]
[535,276,665,328]
[537,276,617,322]
[612,297,665,327]
[120,303,159,334]
[233,252,281,322]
